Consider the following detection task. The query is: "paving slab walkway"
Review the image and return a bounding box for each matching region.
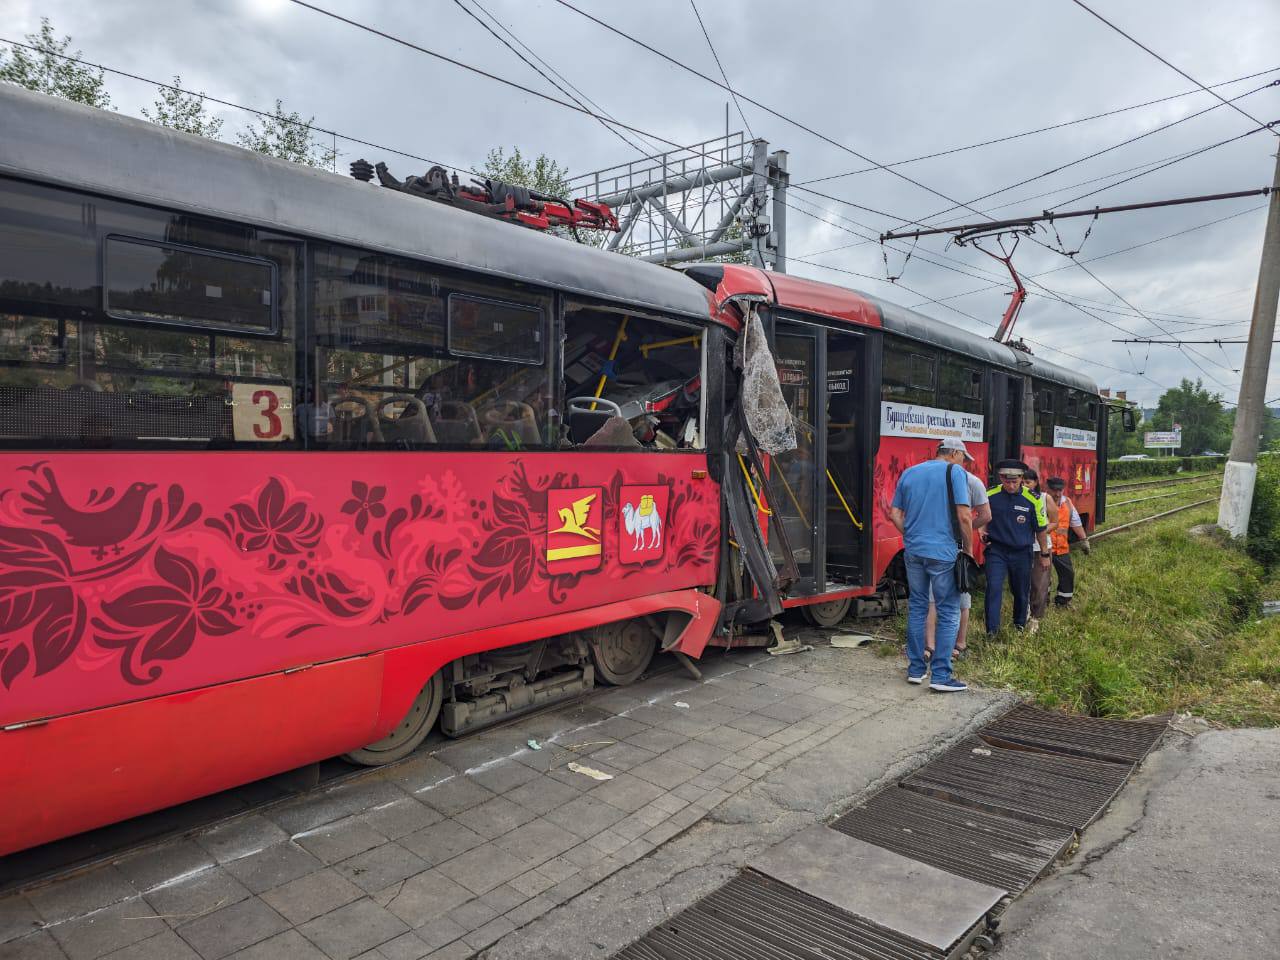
[0,639,1014,960]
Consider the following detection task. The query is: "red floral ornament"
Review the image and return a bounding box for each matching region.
[341,481,387,535]
[94,547,241,685]
[207,477,323,570]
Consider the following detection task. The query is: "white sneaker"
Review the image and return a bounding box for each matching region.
[1028,619,1041,635]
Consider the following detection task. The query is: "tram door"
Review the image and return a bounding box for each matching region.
[825,332,867,585]
[770,328,819,590]
[989,371,1024,470]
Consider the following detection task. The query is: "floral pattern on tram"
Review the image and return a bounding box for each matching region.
[0,454,719,716]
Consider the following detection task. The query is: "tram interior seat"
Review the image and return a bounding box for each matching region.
[377,395,435,446]
[478,399,540,446]
[433,399,483,445]
[333,395,384,446]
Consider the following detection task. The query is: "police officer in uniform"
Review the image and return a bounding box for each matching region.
[984,459,1050,635]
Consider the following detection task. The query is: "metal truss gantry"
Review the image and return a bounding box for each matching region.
[568,132,789,272]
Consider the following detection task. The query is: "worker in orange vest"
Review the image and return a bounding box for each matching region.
[1046,476,1091,606]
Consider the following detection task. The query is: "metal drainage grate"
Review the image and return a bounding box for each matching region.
[979,704,1169,764]
[830,787,1075,894]
[614,869,946,960]
[901,737,1133,831]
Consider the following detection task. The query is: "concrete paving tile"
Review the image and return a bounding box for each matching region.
[435,841,538,895]
[298,898,409,960]
[479,884,525,915]
[222,843,321,895]
[642,822,683,846]
[0,894,40,944]
[453,796,537,840]
[753,696,828,723]
[196,817,290,865]
[176,896,287,960]
[663,740,731,771]
[226,929,329,960]
[721,754,753,770]
[612,813,652,841]
[583,715,649,743]
[144,867,250,926]
[653,715,708,737]
[466,760,540,796]
[508,869,555,898]
[589,772,666,814]
[545,759,627,794]
[504,893,554,929]
[414,916,467,951]
[0,931,69,960]
[540,795,627,839]
[262,869,363,925]
[671,782,707,803]
[492,817,579,866]
[416,778,495,817]
[622,727,686,754]
[534,857,579,883]
[423,941,472,960]
[558,843,601,869]
[648,793,688,815]
[115,842,215,895]
[103,928,201,959]
[371,930,431,960]
[384,756,457,795]
[587,741,658,773]
[669,806,705,830]
[503,776,579,817]
[270,781,406,836]
[337,844,429,894]
[615,839,655,865]
[381,871,472,929]
[431,736,520,774]
[545,874,592,906]
[725,714,788,737]
[693,724,761,752]
[26,866,138,924]
[361,799,443,841]
[586,830,627,855]
[463,916,514,951]
[634,804,672,829]
[398,821,485,867]
[447,898,497,932]
[294,819,388,865]
[49,897,166,960]
[628,755,700,790]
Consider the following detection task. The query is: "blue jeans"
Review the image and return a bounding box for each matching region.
[984,542,1032,633]
[905,553,960,684]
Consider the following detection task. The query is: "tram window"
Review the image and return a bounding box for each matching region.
[104,236,277,334]
[882,341,937,406]
[937,359,983,414]
[1033,383,1058,445]
[310,244,552,449]
[561,302,704,450]
[0,177,300,448]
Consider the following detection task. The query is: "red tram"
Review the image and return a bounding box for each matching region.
[0,85,1110,854]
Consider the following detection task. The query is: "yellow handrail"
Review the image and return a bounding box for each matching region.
[591,316,629,410]
[827,468,864,530]
[639,334,701,358]
[737,454,771,516]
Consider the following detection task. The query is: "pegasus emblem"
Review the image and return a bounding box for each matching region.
[551,493,600,541]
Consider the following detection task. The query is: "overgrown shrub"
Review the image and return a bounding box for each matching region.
[1107,455,1224,480]
[1247,455,1280,569]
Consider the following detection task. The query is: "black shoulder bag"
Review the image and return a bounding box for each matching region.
[946,464,983,593]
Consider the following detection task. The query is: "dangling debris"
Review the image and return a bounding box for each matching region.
[734,304,796,456]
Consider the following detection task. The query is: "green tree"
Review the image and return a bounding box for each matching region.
[236,100,335,169]
[1106,405,1143,457]
[481,146,570,197]
[1149,378,1229,456]
[142,76,223,138]
[0,18,111,108]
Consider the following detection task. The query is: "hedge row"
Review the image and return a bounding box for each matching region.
[1106,455,1225,480]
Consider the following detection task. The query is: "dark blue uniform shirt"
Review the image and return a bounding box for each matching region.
[986,486,1048,550]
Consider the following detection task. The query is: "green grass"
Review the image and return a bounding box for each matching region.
[881,500,1280,726]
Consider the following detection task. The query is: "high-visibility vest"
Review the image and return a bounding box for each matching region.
[1050,496,1074,555]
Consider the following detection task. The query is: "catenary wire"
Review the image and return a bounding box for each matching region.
[689,0,753,139]
[1069,0,1280,136]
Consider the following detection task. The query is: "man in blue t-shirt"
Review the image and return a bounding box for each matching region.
[890,440,974,692]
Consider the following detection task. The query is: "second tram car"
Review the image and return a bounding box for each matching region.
[0,84,1109,854]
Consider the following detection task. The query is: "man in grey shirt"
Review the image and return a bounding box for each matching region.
[926,450,992,659]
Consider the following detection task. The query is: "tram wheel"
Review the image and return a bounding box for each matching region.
[589,620,656,686]
[802,597,852,628]
[344,671,444,766]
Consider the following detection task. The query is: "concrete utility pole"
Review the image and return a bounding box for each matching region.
[1219,148,1280,537]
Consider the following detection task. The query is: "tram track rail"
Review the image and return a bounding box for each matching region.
[1092,497,1217,542]
[1107,478,1220,507]
[1107,470,1222,493]
[0,655,691,898]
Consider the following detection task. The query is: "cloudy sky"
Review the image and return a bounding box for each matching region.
[5,0,1279,407]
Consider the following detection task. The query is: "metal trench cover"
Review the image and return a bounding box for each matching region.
[901,737,1134,831]
[830,786,1075,894]
[980,703,1170,764]
[613,869,950,960]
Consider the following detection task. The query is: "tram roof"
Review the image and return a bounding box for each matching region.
[681,263,1099,395]
[0,85,717,326]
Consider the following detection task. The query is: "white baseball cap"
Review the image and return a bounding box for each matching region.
[938,438,975,462]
